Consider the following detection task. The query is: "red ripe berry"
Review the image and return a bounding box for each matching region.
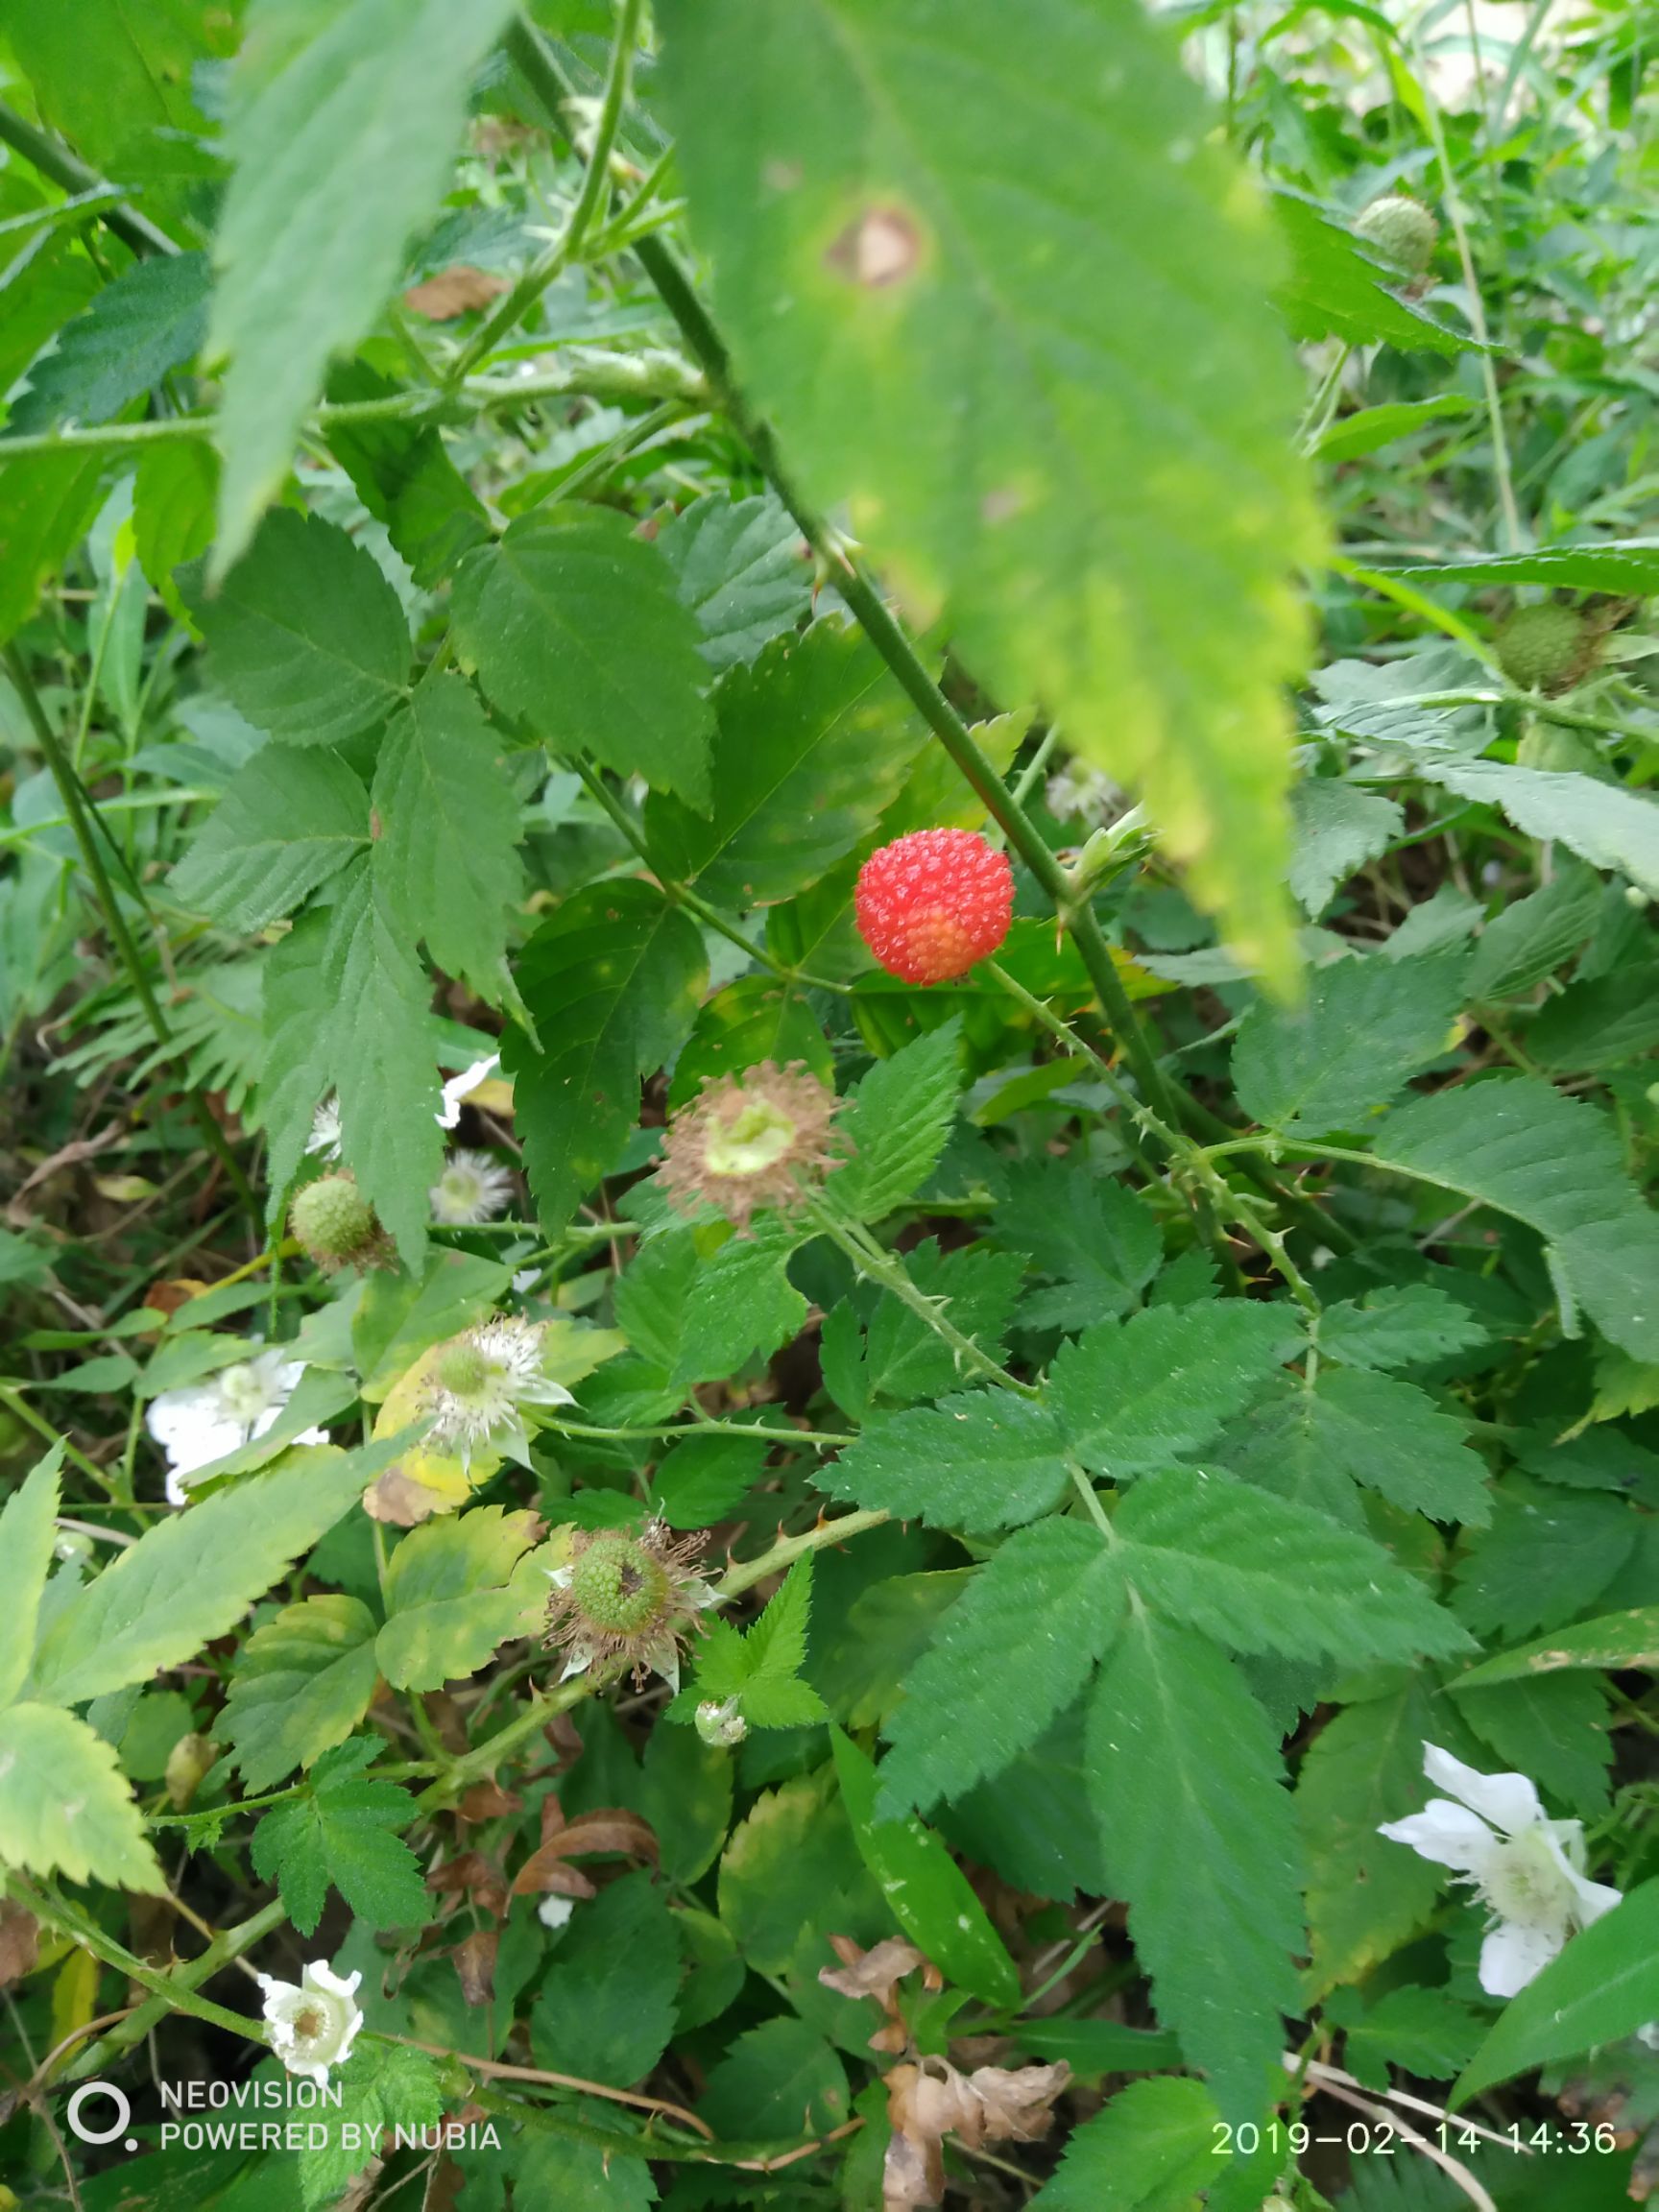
[854,829,1014,985]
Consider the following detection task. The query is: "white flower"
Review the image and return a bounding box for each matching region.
[257,1960,364,2085]
[537,1895,576,1931]
[424,1315,574,1468]
[429,1148,514,1226]
[1378,1743,1622,1998]
[437,1054,501,1131]
[147,1345,326,1506]
[305,1095,343,1163]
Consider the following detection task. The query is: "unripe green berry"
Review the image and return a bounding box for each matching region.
[1495,602,1591,694]
[290,1174,378,1266]
[435,1343,489,1397]
[1355,194,1437,276]
[567,1532,673,1637]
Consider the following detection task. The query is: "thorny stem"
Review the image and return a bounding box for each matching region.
[714,1507,889,1599]
[803,1196,1037,1397]
[0,98,178,258]
[447,0,646,385]
[0,355,707,464]
[3,648,258,1223]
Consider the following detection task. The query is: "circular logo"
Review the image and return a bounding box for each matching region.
[65,2080,134,2151]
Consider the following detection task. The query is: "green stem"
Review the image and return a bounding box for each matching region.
[4,646,257,1219]
[0,99,178,258]
[0,1383,113,1491]
[805,1196,1035,1397]
[1412,36,1522,552]
[12,1882,272,2073]
[715,1507,888,1600]
[0,356,707,464]
[10,663,256,1219]
[449,0,645,384]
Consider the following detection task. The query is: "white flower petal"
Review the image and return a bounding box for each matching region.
[1378,1800,1499,1872]
[437,1054,501,1130]
[1479,1917,1564,2000]
[1423,1743,1546,1837]
[537,1896,575,1930]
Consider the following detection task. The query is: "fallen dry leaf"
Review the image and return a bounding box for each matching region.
[882,2056,1069,2210]
[820,1934,929,2054]
[403,265,509,319]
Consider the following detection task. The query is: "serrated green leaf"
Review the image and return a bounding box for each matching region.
[298,2042,444,2211]
[1532,961,1659,1074]
[1217,1367,1492,1528]
[371,671,522,998]
[832,1728,1020,2007]
[1372,1075,1659,1361]
[1288,779,1406,918]
[1452,1672,1612,1819]
[673,1221,808,1388]
[208,0,518,563]
[991,1159,1161,1333]
[1116,1466,1471,1666]
[1271,192,1475,354]
[325,358,491,589]
[1419,759,1659,900]
[1456,1880,1659,2102]
[0,1702,164,1892]
[324,858,445,1265]
[659,0,1325,977]
[650,1431,770,1531]
[1085,1616,1303,2123]
[877,1519,1123,1817]
[1317,1285,1489,1373]
[132,439,219,621]
[832,1018,961,1222]
[1314,396,1477,464]
[254,902,334,1210]
[1452,1478,1634,1643]
[655,492,814,673]
[1467,865,1601,1003]
[219,1595,382,1791]
[532,1869,682,2088]
[453,506,713,807]
[375,1506,542,1692]
[666,975,831,1110]
[644,620,930,905]
[28,1447,368,1707]
[1048,1301,1299,1479]
[508,879,709,1235]
[698,2016,849,2141]
[1298,1680,1446,1996]
[11,252,210,435]
[516,2133,657,2212]
[1028,2077,1231,2211]
[0,1442,62,1708]
[170,746,370,932]
[1389,542,1659,590]
[1339,1984,1484,2093]
[718,1766,881,1977]
[0,0,208,174]
[0,446,107,645]
[251,1737,427,1935]
[1453,1605,1659,1687]
[821,1389,1070,1534]
[189,508,410,745]
[1233,950,1466,1134]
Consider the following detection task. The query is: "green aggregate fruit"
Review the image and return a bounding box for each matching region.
[1496,603,1593,695]
[290,1173,380,1267]
[1355,194,1438,276]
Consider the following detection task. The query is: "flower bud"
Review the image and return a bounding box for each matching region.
[696,1696,749,1747]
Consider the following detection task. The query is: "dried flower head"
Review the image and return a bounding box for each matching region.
[424,1315,574,1468]
[429,1148,514,1226]
[545,1521,716,1691]
[657,1061,846,1232]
